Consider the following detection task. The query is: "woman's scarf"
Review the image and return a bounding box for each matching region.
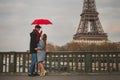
[33,29,42,43]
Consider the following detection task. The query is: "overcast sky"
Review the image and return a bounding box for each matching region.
[0,0,120,52]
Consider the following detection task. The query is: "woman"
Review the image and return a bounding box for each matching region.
[37,34,47,76]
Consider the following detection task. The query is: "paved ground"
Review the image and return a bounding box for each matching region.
[0,75,120,80]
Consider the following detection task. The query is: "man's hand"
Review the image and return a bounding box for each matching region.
[34,48,38,50]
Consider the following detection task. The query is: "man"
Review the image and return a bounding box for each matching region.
[28,25,42,76]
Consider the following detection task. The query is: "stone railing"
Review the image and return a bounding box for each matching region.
[0,51,120,74]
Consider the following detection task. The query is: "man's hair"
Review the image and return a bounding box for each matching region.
[35,25,41,28]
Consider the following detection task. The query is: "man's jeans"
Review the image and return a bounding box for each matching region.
[28,53,37,74]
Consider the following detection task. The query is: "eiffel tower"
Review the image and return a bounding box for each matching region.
[73,0,108,41]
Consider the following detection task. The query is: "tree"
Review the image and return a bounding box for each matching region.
[46,41,120,51]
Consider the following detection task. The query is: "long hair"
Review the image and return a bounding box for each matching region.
[42,34,47,50]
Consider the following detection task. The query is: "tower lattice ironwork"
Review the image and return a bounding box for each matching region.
[73,0,108,41]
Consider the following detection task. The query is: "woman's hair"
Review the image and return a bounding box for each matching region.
[42,34,47,50]
[42,34,47,41]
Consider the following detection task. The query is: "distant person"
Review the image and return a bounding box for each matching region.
[28,25,42,76]
[37,34,47,76]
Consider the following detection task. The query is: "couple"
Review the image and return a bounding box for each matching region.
[28,25,47,76]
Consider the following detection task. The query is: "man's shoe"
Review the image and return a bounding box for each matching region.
[28,73,34,76]
[33,73,40,76]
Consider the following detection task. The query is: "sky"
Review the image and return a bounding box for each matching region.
[0,0,120,52]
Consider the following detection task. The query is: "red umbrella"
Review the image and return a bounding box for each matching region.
[32,19,52,25]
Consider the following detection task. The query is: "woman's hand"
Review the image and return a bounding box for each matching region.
[37,50,41,53]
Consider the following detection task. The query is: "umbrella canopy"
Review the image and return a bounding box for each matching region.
[32,19,52,25]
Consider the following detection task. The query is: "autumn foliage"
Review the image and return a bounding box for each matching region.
[47,42,120,51]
